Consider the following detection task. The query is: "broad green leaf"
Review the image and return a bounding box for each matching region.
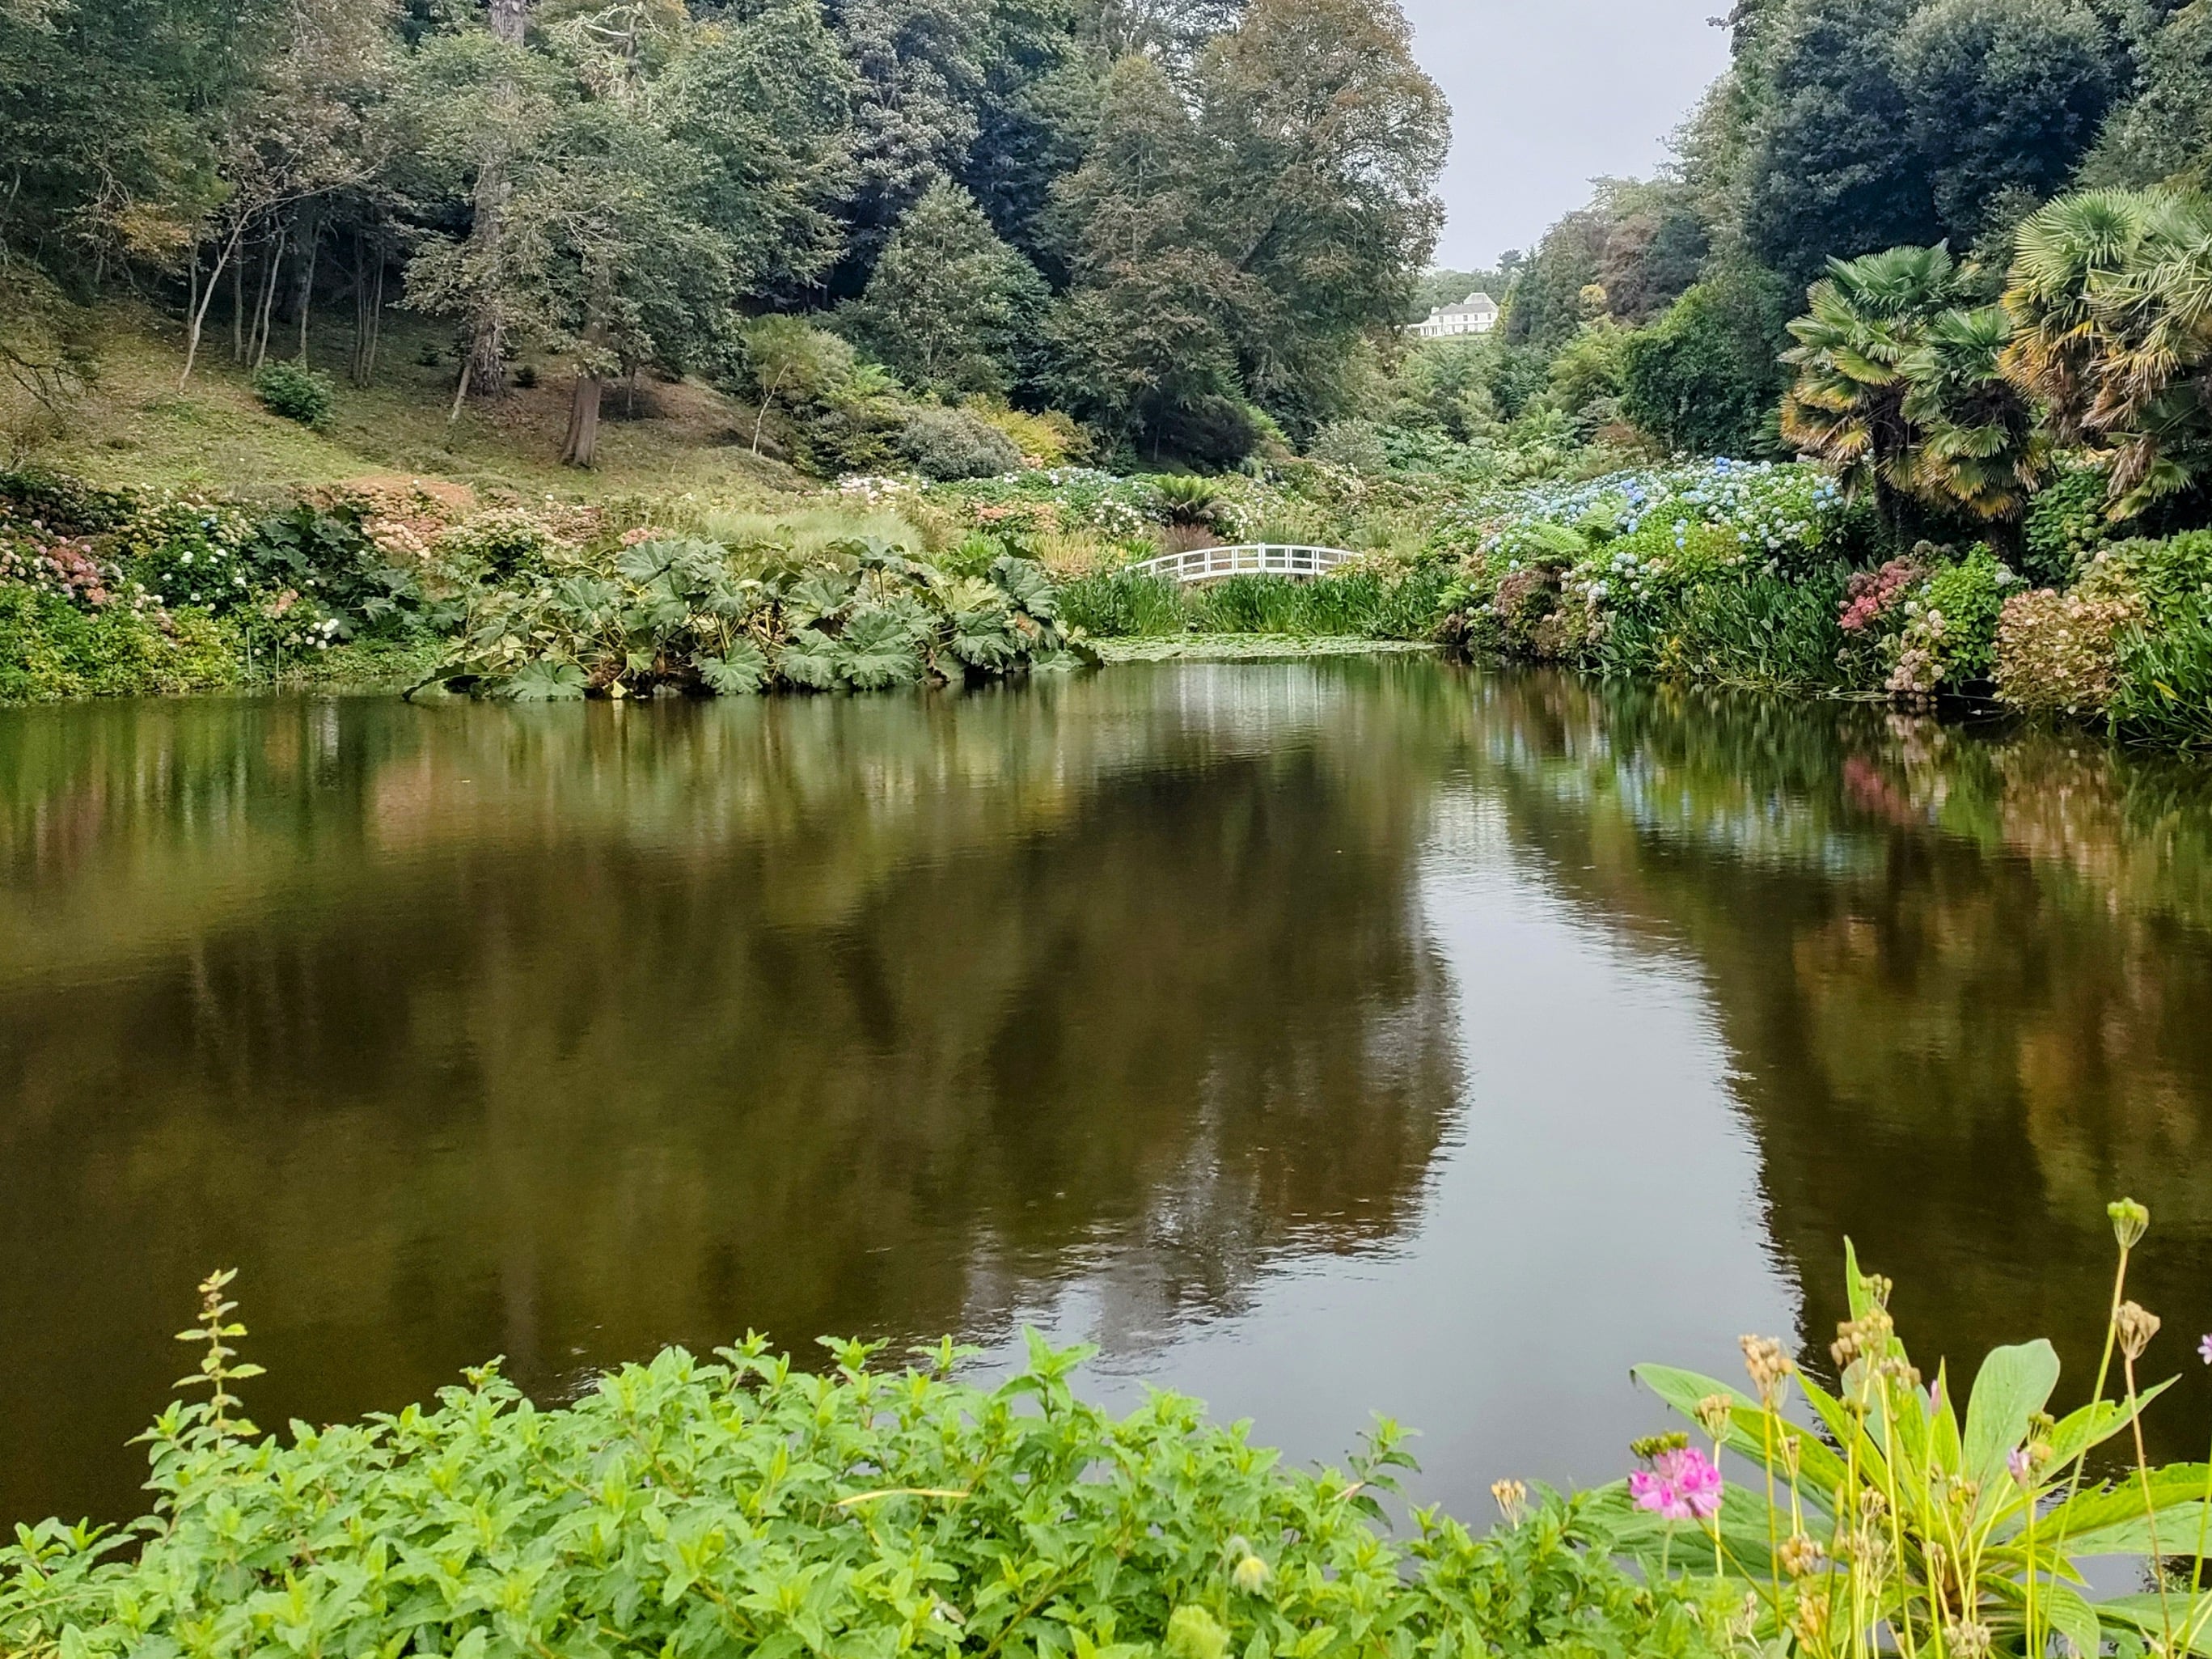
[2100,1593,2212,1657]
[696,643,768,696]
[505,661,590,701]
[775,630,840,691]
[2042,1580,2103,1659]
[991,554,1059,621]
[1843,1237,1873,1323]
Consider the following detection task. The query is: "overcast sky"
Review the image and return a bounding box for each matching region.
[1399,0,1734,272]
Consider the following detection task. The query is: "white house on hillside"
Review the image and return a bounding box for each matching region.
[1407,293,1499,339]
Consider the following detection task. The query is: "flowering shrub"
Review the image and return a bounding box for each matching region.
[1838,557,1922,636]
[1440,461,1864,686]
[0,586,237,701]
[2021,461,2117,586]
[1994,587,2144,714]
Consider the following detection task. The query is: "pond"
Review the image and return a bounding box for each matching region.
[6,658,2212,1529]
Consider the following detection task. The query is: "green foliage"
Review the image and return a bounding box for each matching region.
[250,359,335,429]
[2080,2,2212,190]
[442,532,1087,696]
[1051,0,1449,456]
[0,1316,1728,1659]
[1891,0,2117,236]
[2112,596,2212,747]
[2006,188,2212,518]
[896,406,1025,481]
[2023,462,2119,586]
[1059,569,1188,636]
[1916,544,2011,684]
[0,585,237,700]
[842,179,1048,398]
[1621,268,1793,459]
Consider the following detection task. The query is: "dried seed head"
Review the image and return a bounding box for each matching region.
[1792,1588,1832,1646]
[2117,1301,2163,1362]
[2109,1198,2151,1251]
[1847,1528,1893,1575]
[1490,1479,1529,1526]
[1779,1532,1827,1579]
[1831,1310,1897,1373]
[1695,1394,1735,1441]
[1740,1335,1796,1404]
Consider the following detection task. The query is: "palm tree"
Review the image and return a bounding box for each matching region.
[2005,188,2212,515]
[1781,245,1964,523]
[1900,306,2051,521]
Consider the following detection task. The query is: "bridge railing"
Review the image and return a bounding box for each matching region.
[1124,544,1360,584]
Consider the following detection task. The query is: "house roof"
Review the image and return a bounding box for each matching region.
[1433,292,1498,317]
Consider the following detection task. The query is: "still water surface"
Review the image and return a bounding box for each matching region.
[6,659,2212,1526]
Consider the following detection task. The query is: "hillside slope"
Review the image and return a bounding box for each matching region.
[5,294,805,507]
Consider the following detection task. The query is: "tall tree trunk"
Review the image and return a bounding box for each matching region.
[351,235,370,386]
[232,256,245,362]
[295,213,320,362]
[367,257,384,382]
[463,0,531,402]
[252,225,287,370]
[178,222,247,388]
[563,371,603,468]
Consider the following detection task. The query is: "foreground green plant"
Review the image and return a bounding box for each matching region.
[0,1285,1729,1659]
[1630,1204,2212,1659]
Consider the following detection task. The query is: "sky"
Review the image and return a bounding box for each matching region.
[1399,0,1735,273]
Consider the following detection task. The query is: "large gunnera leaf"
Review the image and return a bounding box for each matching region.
[775,628,842,690]
[786,570,857,625]
[990,554,1059,622]
[949,610,1021,669]
[695,641,769,695]
[505,660,590,701]
[835,605,926,689]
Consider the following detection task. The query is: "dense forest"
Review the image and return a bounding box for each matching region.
[0,0,1447,468]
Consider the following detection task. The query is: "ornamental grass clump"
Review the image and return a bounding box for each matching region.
[1626,1200,2212,1659]
[0,1291,1733,1659]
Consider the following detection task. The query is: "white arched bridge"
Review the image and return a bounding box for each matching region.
[1127,544,1362,583]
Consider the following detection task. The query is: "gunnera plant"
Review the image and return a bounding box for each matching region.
[251,360,336,430]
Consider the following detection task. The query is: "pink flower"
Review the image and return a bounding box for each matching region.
[1630,1446,1724,1521]
[2198,1333,2212,1366]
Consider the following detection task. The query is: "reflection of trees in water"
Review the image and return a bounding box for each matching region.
[1466,673,2212,1462]
[0,662,1462,1524]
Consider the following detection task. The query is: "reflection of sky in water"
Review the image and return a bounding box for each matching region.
[986,789,1799,1519]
